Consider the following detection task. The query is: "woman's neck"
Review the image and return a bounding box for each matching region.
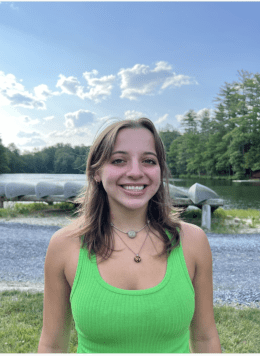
[110,208,148,232]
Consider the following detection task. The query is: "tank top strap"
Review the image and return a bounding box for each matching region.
[165,227,180,246]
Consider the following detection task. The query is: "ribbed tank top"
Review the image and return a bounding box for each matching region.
[70,229,195,353]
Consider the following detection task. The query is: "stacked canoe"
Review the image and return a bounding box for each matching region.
[0,181,86,202]
[0,181,223,207]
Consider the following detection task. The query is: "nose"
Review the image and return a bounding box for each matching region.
[126,159,144,179]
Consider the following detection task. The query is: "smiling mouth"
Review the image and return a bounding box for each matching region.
[121,185,147,191]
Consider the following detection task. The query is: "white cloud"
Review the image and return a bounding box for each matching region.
[21,115,40,126]
[176,108,213,124]
[155,113,168,125]
[34,84,56,100]
[82,70,115,102]
[56,74,83,96]
[161,74,197,89]
[176,114,185,123]
[0,71,48,109]
[118,61,198,100]
[196,108,214,121]
[124,110,146,120]
[56,71,115,103]
[95,115,113,123]
[64,109,96,129]
[43,115,55,121]
[20,138,46,147]
[17,131,41,138]
[48,126,92,138]
[0,109,22,147]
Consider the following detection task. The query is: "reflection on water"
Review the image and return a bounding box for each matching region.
[0,174,259,211]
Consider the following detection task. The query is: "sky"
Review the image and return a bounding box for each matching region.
[0,1,260,153]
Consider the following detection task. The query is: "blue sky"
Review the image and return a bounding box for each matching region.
[0,1,260,153]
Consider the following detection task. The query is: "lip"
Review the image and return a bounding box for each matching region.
[119,185,147,196]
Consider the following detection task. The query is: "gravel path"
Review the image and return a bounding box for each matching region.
[0,219,259,309]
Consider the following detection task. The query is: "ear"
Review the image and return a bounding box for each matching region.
[94,170,101,183]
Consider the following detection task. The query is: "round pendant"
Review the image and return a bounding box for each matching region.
[128,230,136,238]
[134,255,141,263]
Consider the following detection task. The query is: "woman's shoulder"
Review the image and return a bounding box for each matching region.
[179,222,210,256]
[179,221,207,239]
[47,218,82,262]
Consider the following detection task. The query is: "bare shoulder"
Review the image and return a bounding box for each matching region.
[180,221,208,241]
[46,218,82,266]
[179,221,211,261]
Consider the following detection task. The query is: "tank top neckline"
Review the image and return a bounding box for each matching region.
[77,228,182,295]
[90,230,181,295]
[92,252,172,295]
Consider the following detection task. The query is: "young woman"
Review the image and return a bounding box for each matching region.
[38,118,222,353]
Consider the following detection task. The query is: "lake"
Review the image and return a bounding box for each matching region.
[0,174,260,211]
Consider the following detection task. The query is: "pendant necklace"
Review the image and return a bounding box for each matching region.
[110,220,150,239]
[112,228,150,263]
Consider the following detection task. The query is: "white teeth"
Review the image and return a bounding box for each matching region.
[122,185,145,190]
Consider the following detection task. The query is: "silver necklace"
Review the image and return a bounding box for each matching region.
[110,220,150,239]
[113,228,149,263]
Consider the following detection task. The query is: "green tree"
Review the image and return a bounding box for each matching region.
[5,143,26,173]
[159,124,181,153]
[0,137,10,173]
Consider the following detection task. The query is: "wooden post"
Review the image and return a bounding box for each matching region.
[201,204,211,231]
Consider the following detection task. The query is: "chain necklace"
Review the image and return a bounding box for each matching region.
[110,220,150,239]
[113,228,150,263]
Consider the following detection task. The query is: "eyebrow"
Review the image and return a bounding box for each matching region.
[111,151,158,157]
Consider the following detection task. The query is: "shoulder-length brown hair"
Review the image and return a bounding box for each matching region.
[71,118,183,260]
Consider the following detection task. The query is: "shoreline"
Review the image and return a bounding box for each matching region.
[1,214,260,234]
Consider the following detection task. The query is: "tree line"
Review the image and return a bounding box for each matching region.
[0,142,90,174]
[160,70,260,179]
[0,70,260,179]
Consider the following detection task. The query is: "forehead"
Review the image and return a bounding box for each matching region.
[113,128,156,152]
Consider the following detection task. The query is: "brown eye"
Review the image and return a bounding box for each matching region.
[145,159,156,165]
[112,159,124,164]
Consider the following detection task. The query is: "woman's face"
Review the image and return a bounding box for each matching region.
[95,128,161,213]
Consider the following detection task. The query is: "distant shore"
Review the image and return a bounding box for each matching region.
[1,212,260,234]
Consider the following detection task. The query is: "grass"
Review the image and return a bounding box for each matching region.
[0,290,259,353]
[1,202,260,234]
[179,207,260,234]
[0,202,77,219]
[0,290,78,353]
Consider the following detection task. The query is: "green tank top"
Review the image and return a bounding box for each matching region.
[70,229,195,353]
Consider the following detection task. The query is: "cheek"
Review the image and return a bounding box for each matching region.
[103,169,121,184]
[152,166,161,180]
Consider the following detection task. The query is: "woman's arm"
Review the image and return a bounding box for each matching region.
[188,226,222,353]
[38,230,73,353]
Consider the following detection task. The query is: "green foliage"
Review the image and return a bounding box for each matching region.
[1,143,90,174]
[172,207,260,234]
[217,208,260,220]
[0,137,10,173]
[0,207,18,218]
[0,202,76,218]
[159,124,181,153]
[54,202,76,210]
[166,70,260,179]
